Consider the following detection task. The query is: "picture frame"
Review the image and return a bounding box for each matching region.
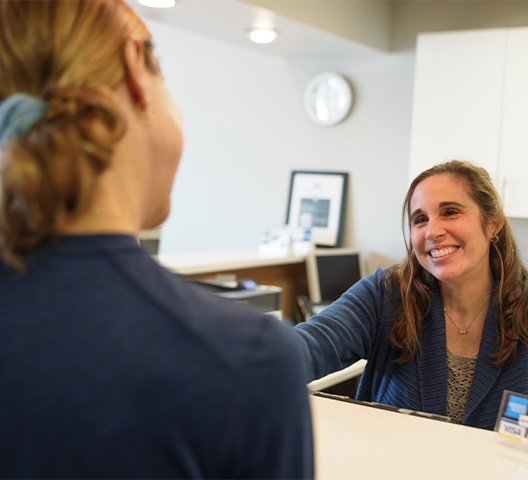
[285,170,349,247]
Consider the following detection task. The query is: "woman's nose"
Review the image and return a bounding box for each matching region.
[424,219,446,241]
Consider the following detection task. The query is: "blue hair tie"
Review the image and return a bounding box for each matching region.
[0,93,47,147]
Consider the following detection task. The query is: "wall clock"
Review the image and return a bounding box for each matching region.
[304,72,353,127]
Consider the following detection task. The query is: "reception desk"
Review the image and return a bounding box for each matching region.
[157,250,308,320]
[312,394,528,479]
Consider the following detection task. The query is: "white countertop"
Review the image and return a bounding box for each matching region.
[312,394,528,479]
[156,249,305,275]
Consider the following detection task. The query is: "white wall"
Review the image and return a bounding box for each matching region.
[150,19,415,273]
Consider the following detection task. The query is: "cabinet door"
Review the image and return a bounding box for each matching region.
[409,29,507,182]
[498,28,528,218]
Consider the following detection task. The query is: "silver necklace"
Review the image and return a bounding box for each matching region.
[443,301,488,336]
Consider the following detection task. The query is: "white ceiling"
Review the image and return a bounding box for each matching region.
[130,0,384,61]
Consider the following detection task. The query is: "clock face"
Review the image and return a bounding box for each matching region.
[304,72,353,127]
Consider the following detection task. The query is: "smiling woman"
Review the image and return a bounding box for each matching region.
[293,159,528,430]
[397,161,521,363]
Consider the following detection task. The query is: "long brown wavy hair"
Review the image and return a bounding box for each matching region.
[385,160,528,365]
[0,0,159,269]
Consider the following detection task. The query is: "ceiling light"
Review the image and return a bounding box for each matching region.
[248,28,278,44]
[137,0,176,8]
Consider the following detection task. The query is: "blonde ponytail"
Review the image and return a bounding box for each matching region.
[0,0,157,269]
[0,87,125,268]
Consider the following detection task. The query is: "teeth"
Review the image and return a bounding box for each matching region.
[430,247,458,258]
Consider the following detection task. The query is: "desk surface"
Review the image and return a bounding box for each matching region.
[312,395,528,479]
[157,249,305,276]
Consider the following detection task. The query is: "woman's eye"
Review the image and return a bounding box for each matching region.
[413,215,427,225]
[444,208,459,217]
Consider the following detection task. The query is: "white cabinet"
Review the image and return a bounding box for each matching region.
[409,27,528,218]
[498,28,528,218]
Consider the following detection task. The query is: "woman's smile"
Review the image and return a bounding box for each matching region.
[429,246,459,259]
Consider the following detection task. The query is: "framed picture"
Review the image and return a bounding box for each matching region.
[285,170,349,247]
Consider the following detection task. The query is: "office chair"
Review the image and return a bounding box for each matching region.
[294,294,313,323]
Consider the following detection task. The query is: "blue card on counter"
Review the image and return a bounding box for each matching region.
[494,390,528,443]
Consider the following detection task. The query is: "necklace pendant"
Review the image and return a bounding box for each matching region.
[459,329,469,335]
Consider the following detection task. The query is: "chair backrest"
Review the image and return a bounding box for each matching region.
[294,294,313,323]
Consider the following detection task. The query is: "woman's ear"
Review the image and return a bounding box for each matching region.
[122,38,151,112]
[488,216,504,240]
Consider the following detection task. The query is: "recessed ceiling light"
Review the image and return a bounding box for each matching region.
[248,28,278,44]
[137,0,176,8]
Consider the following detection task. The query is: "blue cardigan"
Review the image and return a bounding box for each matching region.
[294,269,528,430]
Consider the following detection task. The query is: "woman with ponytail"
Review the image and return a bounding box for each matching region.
[0,1,313,478]
[295,160,528,430]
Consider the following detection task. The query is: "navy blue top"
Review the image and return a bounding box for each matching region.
[0,235,313,478]
[295,269,528,430]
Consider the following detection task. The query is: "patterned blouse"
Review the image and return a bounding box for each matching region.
[447,350,477,424]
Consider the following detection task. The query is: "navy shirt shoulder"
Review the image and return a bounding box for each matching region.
[0,235,313,478]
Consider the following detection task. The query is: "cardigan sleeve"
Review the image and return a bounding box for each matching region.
[293,268,388,381]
